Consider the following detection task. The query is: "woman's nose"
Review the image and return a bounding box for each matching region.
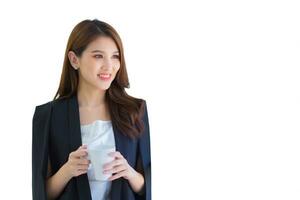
[101,58,113,70]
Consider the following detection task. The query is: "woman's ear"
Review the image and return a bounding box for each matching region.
[68,51,80,70]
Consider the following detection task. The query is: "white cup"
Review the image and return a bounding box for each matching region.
[87,146,116,181]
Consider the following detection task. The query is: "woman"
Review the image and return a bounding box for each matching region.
[32,19,151,200]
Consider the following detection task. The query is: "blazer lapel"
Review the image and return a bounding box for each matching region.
[68,94,92,200]
[68,94,126,200]
[110,117,125,200]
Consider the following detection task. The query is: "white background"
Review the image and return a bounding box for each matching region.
[0,0,299,199]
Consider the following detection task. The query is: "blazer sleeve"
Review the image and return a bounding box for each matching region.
[32,102,52,200]
[136,100,152,200]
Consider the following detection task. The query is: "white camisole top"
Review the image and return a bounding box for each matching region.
[80,119,116,200]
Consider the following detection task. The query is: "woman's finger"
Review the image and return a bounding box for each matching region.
[79,144,87,149]
[108,170,126,181]
[104,164,126,174]
[77,158,91,165]
[77,164,89,170]
[74,149,88,157]
[103,159,124,170]
[78,168,88,174]
[108,151,123,159]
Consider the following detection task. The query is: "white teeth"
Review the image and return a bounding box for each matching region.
[99,74,110,78]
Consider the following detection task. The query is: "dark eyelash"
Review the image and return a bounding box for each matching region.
[94,55,119,59]
[94,55,103,58]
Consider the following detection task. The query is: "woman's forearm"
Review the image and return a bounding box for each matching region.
[128,171,145,194]
[46,164,73,200]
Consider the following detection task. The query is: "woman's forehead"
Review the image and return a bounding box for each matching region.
[86,36,119,53]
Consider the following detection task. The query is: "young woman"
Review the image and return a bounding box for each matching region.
[32,19,151,200]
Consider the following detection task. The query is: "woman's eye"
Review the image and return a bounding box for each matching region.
[94,55,119,59]
[94,55,103,58]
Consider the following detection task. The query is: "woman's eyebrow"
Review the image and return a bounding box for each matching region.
[90,50,119,54]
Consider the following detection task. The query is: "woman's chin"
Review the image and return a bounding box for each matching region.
[96,84,111,91]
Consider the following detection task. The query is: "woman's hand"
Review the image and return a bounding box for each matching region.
[102,151,137,181]
[64,144,91,178]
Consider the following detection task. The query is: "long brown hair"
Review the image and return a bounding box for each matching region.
[53,19,145,139]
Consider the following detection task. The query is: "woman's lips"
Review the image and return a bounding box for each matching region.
[97,74,111,81]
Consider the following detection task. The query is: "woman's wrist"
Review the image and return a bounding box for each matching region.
[61,163,73,181]
[127,170,145,194]
[45,163,73,199]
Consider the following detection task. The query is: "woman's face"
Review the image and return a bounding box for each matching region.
[69,36,121,91]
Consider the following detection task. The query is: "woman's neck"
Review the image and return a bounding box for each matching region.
[77,84,107,108]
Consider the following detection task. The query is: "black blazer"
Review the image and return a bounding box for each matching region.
[32,94,151,200]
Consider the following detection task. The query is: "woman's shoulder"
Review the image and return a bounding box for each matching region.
[131,96,147,108]
[34,101,52,113]
[35,97,69,110]
[137,97,147,112]
[33,101,52,124]
[33,98,69,119]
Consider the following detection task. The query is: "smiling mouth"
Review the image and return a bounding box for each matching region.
[97,73,111,81]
